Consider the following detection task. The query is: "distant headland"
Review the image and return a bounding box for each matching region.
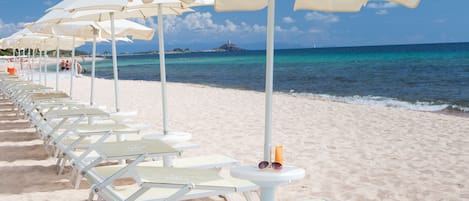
[117,40,245,56]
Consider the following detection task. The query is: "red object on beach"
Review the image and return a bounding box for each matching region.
[7,67,16,75]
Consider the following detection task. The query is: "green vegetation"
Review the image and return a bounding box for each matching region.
[0,49,13,56]
[0,48,89,57]
[172,48,191,53]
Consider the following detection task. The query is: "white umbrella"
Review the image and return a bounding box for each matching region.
[56,0,200,135]
[293,0,420,11]
[28,18,153,104]
[3,29,85,87]
[44,1,175,112]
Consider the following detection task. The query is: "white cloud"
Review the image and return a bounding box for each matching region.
[0,19,23,38]
[252,24,266,33]
[133,12,307,48]
[282,17,295,24]
[376,9,389,15]
[275,26,300,33]
[225,20,237,32]
[366,2,399,9]
[142,12,268,34]
[304,12,339,23]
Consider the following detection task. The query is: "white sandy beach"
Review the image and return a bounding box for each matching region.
[0,74,468,201]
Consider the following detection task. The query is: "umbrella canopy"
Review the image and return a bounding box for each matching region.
[294,0,420,11]
[213,0,420,11]
[39,1,159,112]
[2,28,85,50]
[28,12,153,105]
[1,28,86,89]
[29,11,154,41]
[52,0,203,135]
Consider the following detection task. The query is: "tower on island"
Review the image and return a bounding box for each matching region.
[215,40,245,51]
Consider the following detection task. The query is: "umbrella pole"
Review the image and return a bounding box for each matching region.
[56,38,60,91]
[32,49,36,83]
[158,4,169,135]
[70,37,75,97]
[38,49,42,84]
[12,48,15,70]
[27,48,31,81]
[261,1,276,201]
[110,12,120,112]
[30,49,33,81]
[90,28,97,106]
[45,52,48,87]
[109,12,124,165]
[264,0,275,163]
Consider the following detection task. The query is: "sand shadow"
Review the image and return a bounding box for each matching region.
[0,102,14,111]
[0,108,25,121]
[0,165,89,194]
[0,144,49,162]
[0,101,14,105]
[0,121,31,130]
[0,131,37,142]
[0,115,20,121]
[0,106,14,112]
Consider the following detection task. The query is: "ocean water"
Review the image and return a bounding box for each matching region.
[75,42,469,114]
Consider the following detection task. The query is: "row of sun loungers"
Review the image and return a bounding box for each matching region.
[0,72,259,201]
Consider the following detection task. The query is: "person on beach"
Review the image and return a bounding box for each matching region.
[60,60,66,71]
[74,59,82,75]
[65,60,70,71]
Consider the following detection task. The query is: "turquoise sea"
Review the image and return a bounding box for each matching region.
[76,42,469,114]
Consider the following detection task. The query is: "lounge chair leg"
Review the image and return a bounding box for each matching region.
[88,189,95,201]
[56,158,63,174]
[70,167,77,183]
[58,158,67,175]
[53,148,61,158]
[43,137,53,156]
[74,174,82,189]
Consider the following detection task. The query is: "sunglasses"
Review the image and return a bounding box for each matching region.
[258,161,283,170]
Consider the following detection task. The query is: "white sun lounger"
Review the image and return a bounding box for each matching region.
[86,166,257,201]
[54,123,142,175]
[82,140,257,201]
[74,153,240,189]
[39,107,110,139]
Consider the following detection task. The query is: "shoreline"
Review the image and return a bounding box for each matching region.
[58,74,469,119]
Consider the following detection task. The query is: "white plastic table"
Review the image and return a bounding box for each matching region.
[230,165,305,201]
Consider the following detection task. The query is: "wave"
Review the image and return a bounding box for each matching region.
[289,92,469,114]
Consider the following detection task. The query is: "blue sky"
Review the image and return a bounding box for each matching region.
[0,0,468,53]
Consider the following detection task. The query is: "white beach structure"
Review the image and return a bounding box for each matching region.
[1,28,86,87]
[49,0,212,141]
[27,15,154,105]
[45,0,188,113]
